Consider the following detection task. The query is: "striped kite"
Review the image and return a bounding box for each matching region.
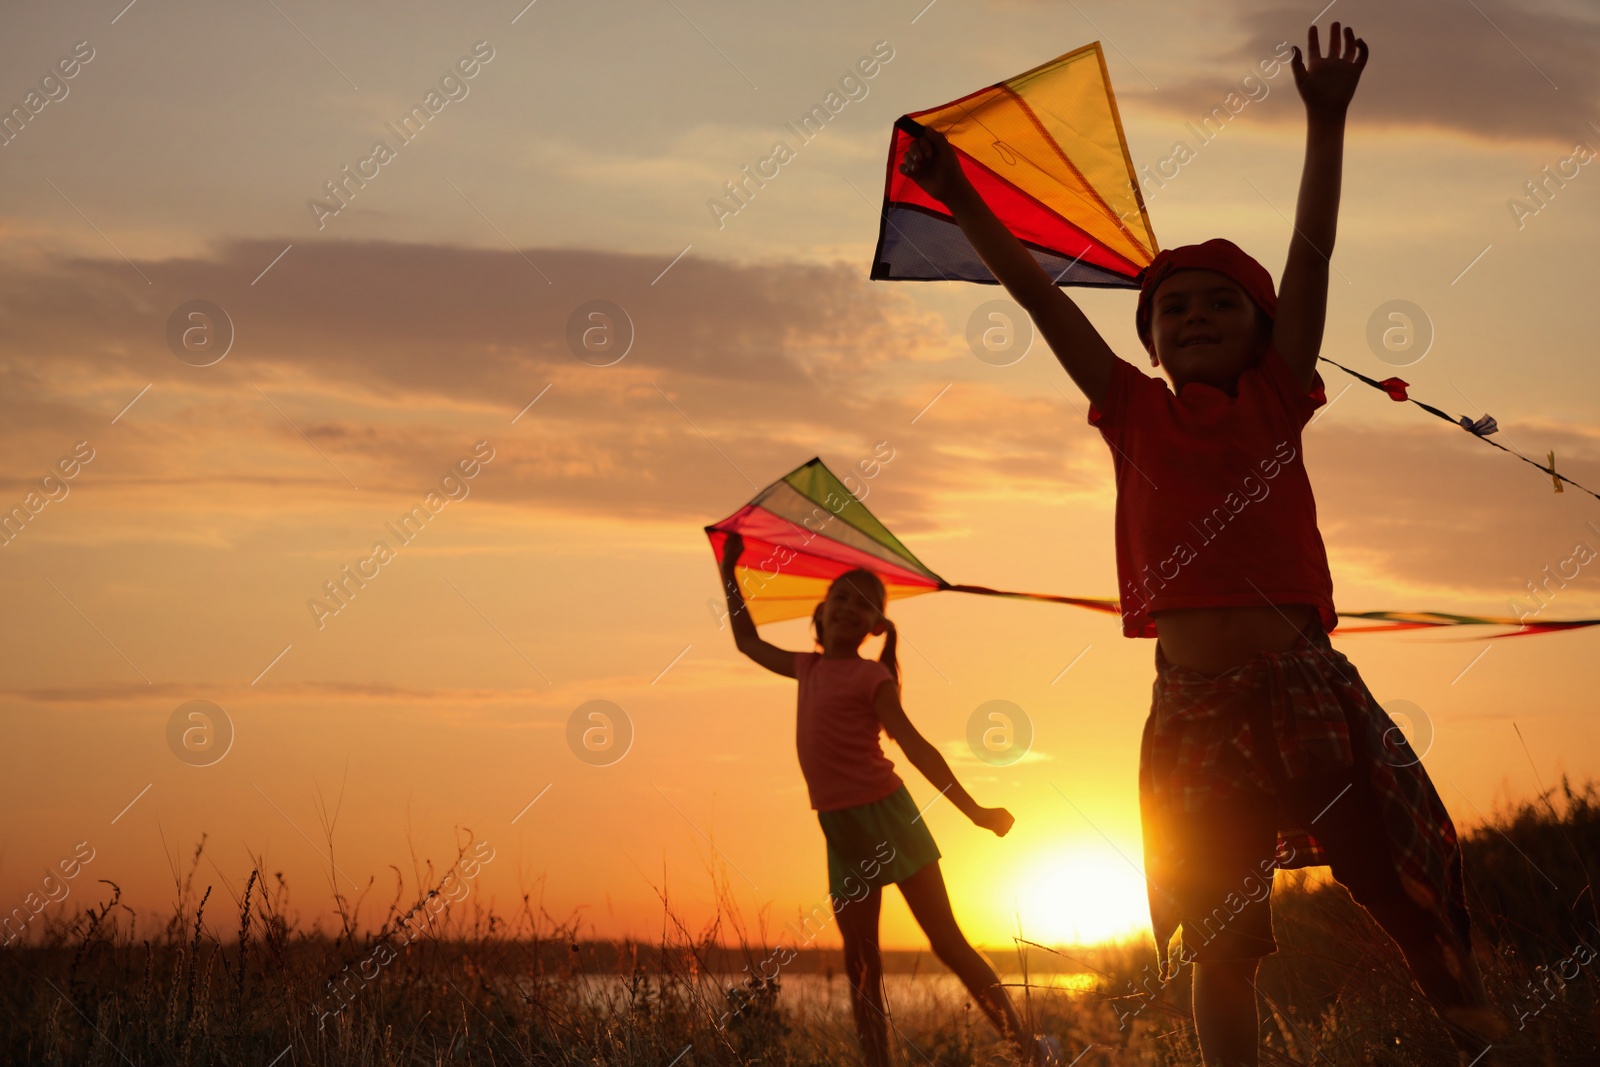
[871,42,1157,288]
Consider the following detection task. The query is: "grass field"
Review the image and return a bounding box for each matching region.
[3,780,1596,1065]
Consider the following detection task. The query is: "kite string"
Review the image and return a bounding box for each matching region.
[1317,356,1600,503]
[942,582,1600,635]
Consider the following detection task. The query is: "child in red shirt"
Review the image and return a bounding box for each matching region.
[719,532,1053,1067]
[900,21,1504,1066]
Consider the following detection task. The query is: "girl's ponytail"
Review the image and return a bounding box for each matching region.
[810,601,827,650]
[879,618,902,699]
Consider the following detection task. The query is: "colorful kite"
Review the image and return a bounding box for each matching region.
[704,458,1117,628]
[706,458,1600,638]
[871,41,1158,288]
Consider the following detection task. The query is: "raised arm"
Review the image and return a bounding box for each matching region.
[719,532,798,678]
[1276,22,1368,391]
[901,128,1117,410]
[871,673,1014,837]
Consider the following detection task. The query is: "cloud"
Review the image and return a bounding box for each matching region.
[0,680,545,706]
[0,237,944,391]
[1121,1,1600,147]
[1310,417,1600,604]
[0,239,1108,531]
[2,237,1597,612]
[937,738,1055,768]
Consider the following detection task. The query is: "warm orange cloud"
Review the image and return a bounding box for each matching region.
[3,238,1596,613]
[1308,418,1600,604]
[1120,0,1600,148]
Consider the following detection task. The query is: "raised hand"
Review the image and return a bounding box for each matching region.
[899,126,972,205]
[1291,21,1369,119]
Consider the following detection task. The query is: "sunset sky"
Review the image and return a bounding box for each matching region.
[2,0,1598,954]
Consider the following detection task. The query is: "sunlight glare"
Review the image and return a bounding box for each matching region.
[1004,851,1151,947]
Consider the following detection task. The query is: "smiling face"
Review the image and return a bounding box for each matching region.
[1147,268,1273,392]
[819,573,886,651]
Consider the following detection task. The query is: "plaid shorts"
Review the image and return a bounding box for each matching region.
[1138,622,1472,977]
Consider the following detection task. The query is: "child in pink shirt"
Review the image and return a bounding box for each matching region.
[720,531,1053,1067]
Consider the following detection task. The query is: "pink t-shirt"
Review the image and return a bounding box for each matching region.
[793,651,903,812]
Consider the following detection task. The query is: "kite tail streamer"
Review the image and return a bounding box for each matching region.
[939,581,1122,614]
[940,586,1600,637]
[1335,610,1600,639]
[947,587,1600,638]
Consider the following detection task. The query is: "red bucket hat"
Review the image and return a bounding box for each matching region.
[1135,238,1277,354]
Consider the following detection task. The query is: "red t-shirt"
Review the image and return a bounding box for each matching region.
[793,651,903,812]
[1086,345,1338,639]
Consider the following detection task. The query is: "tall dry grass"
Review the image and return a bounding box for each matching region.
[2,780,1596,1065]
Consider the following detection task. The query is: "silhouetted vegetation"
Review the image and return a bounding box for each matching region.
[3,781,1596,1064]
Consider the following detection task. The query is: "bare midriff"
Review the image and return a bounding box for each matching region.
[1152,603,1321,677]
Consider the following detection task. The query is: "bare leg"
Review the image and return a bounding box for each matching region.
[1375,917,1505,1062]
[1192,958,1260,1067]
[897,861,1038,1065]
[834,882,890,1067]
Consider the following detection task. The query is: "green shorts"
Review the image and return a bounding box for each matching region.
[817,784,941,905]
